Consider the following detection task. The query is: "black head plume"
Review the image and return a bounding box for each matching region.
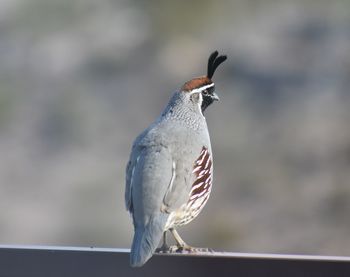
[207,50,227,79]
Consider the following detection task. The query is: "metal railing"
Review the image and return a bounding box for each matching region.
[1,245,350,277]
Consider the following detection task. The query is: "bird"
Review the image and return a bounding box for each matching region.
[125,51,227,267]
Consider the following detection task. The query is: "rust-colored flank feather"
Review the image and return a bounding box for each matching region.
[181,76,212,92]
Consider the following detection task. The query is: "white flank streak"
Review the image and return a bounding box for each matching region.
[192,165,202,173]
[136,155,141,164]
[192,189,207,199]
[192,200,202,209]
[205,157,211,169]
[130,155,141,185]
[199,169,205,174]
[130,167,135,184]
[198,150,208,164]
[168,161,176,192]
[205,174,212,185]
[191,181,205,191]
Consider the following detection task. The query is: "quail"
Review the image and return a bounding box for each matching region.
[125,51,227,267]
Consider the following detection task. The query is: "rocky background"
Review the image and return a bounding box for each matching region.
[1,0,350,255]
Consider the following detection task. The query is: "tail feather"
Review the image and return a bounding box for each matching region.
[130,215,167,267]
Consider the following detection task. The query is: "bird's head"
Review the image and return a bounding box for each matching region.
[181,51,227,113]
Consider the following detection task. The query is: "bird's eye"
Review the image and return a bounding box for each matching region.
[202,90,209,95]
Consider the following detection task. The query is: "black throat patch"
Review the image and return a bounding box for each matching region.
[201,95,214,112]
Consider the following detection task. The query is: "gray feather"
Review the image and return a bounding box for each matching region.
[125,143,144,213]
[130,213,168,267]
[125,89,214,267]
[126,141,173,266]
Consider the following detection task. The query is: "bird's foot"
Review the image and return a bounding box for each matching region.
[172,245,214,254]
[155,243,171,253]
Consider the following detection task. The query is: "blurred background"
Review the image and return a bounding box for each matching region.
[1,0,350,256]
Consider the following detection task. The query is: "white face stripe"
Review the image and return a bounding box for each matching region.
[187,83,214,117]
[188,83,215,94]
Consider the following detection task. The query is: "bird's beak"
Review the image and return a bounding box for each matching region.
[211,92,220,101]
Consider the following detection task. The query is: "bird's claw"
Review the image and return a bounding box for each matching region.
[164,245,214,253]
[155,244,171,253]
